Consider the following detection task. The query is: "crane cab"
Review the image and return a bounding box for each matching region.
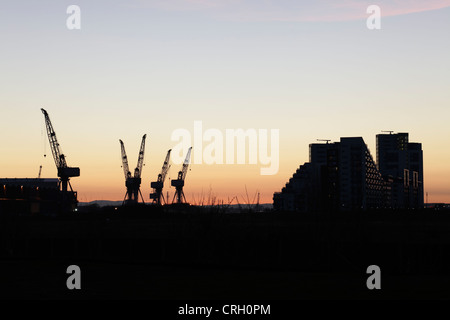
[57,167,80,178]
[171,179,184,188]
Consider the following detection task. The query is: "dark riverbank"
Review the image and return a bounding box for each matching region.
[1,206,450,299]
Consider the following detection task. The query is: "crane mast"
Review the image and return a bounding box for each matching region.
[41,108,79,211]
[150,149,171,205]
[41,108,67,169]
[180,147,192,181]
[120,139,131,180]
[134,134,146,178]
[159,149,171,183]
[171,147,192,204]
[119,135,146,205]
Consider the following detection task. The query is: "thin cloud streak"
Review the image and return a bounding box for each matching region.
[134,0,450,21]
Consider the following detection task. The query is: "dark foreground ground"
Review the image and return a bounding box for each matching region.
[1,206,450,299]
[2,259,450,300]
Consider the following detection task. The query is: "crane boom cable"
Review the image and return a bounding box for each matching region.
[40,108,79,211]
[119,140,131,180]
[160,149,172,182]
[181,147,192,181]
[134,134,146,178]
[120,135,146,205]
[171,147,192,204]
[41,108,67,169]
[150,149,171,205]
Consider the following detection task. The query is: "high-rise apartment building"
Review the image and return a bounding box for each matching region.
[376,132,423,209]
[274,136,386,212]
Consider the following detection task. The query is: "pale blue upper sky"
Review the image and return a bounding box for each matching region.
[1,1,449,202]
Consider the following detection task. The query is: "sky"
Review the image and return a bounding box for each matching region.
[0,0,449,204]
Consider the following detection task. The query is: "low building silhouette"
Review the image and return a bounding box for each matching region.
[0,178,73,215]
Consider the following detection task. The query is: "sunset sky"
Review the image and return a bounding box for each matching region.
[1,1,449,204]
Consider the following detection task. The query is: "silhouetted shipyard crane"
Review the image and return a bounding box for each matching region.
[119,134,146,205]
[171,147,192,204]
[41,108,80,209]
[150,149,171,205]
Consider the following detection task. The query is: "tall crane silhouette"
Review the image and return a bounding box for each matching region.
[150,149,171,205]
[41,108,80,210]
[171,147,192,204]
[120,134,146,205]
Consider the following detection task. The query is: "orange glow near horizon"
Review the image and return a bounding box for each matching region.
[1,4,449,205]
[4,145,447,205]
[1,123,450,205]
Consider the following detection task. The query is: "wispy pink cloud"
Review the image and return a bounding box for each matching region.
[134,0,450,22]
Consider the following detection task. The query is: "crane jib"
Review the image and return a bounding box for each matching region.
[41,108,80,179]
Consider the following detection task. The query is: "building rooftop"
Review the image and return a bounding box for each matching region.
[0,178,59,189]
